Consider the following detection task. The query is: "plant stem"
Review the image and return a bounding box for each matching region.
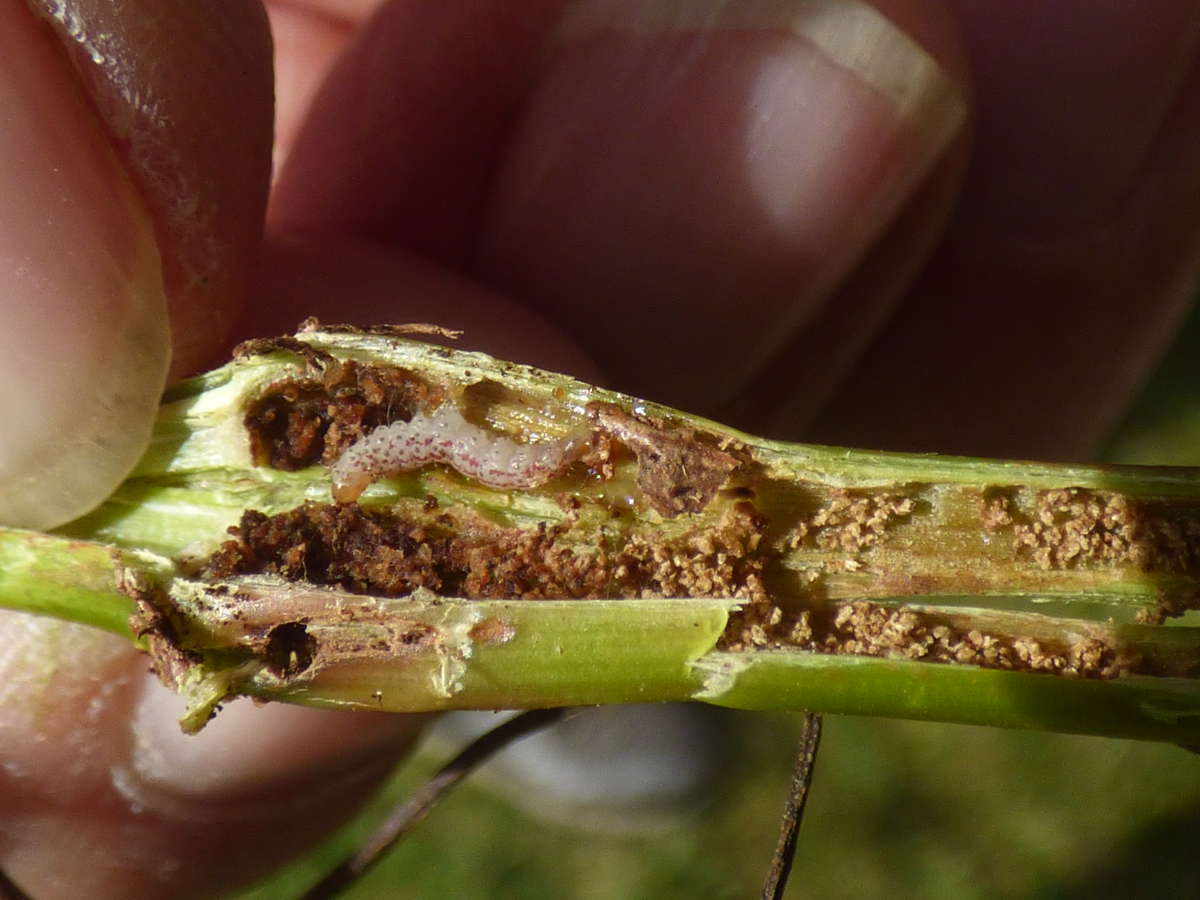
[5,525,1199,743]
[2,324,1199,743]
[0,528,148,637]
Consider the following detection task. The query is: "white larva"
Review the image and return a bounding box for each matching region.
[330,404,583,502]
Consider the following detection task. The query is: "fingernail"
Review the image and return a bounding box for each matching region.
[125,675,424,809]
[558,0,967,160]
[794,0,966,154]
[0,6,170,529]
[492,0,967,412]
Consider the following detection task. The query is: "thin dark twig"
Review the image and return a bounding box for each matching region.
[300,707,568,900]
[0,867,34,900]
[761,711,824,900]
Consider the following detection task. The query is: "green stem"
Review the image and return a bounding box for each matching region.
[2,325,1199,742]
[0,528,145,636]
[697,653,1200,744]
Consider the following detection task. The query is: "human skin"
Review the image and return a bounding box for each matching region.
[1,1,1199,897]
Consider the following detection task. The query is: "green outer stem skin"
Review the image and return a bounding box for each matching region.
[696,654,1200,744]
[268,598,730,711]
[235,594,1200,744]
[279,634,1200,745]
[0,528,140,637]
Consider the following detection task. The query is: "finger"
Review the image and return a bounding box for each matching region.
[270,0,569,267]
[0,1,274,531]
[265,2,355,169]
[806,1,1200,459]
[29,0,274,376]
[0,613,422,900]
[720,131,971,437]
[90,220,601,900]
[476,0,968,414]
[0,1,169,529]
[265,1,397,167]
[0,4,384,896]
[276,0,386,20]
[241,231,603,379]
[40,224,605,900]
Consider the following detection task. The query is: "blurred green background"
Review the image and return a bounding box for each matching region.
[235,303,1200,900]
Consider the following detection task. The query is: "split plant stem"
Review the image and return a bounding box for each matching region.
[0,322,1198,742]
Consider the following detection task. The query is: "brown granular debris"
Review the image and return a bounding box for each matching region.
[1012,489,1151,570]
[244,361,442,470]
[979,491,1015,530]
[576,429,618,482]
[845,603,1133,677]
[610,502,770,602]
[1141,586,1200,624]
[1009,488,1200,578]
[205,502,601,599]
[980,487,1200,622]
[723,599,1132,678]
[589,403,740,518]
[202,500,769,604]
[793,489,915,553]
[721,603,813,652]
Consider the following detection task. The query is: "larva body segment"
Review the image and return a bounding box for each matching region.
[330,405,583,502]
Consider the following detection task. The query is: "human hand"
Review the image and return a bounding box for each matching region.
[2,1,1198,897]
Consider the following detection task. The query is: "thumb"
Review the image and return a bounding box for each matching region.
[0,5,403,899]
[0,3,167,530]
[0,0,272,530]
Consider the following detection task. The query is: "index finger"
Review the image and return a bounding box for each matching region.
[270,0,968,415]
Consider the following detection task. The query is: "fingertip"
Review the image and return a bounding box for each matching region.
[949,0,1200,237]
[126,679,424,805]
[244,231,604,382]
[478,0,968,411]
[28,0,275,375]
[803,3,1200,459]
[0,610,425,900]
[0,2,170,529]
[266,1,354,172]
[0,0,274,527]
[270,0,567,266]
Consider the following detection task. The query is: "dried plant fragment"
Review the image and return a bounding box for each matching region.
[588,402,740,517]
[297,316,462,340]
